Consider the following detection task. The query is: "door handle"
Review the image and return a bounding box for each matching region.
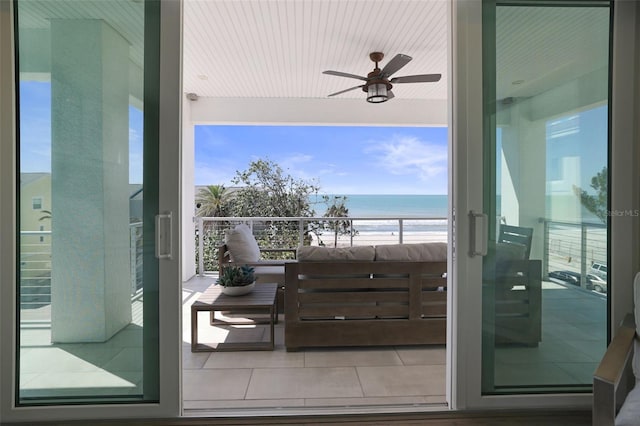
[469,210,488,257]
[155,211,173,260]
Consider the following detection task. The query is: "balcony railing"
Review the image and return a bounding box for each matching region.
[19,222,143,310]
[196,216,608,284]
[195,216,448,276]
[542,219,607,287]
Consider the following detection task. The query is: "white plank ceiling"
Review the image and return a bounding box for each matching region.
[16,1,610,106]
[183,0,449,101]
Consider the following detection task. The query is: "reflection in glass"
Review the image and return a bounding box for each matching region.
[17,1,152,403]
[482,3,610,394]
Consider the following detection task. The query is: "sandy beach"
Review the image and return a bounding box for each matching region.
[314,231,448,247]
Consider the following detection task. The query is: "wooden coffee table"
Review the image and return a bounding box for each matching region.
[190,282,278,352]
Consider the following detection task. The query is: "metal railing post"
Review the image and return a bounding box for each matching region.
[580,223,588,288]
[130,225,137,294]
[198,217,204,276]
[350,220,354,246]
[399,219,404,244]
[298,219,305,246]
[542,219,549,279]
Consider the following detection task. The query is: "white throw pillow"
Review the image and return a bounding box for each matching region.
[225,224,260,264]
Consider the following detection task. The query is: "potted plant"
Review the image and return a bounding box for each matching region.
[216,264,256,296]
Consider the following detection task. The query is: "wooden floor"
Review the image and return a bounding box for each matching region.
[8,410,592,425]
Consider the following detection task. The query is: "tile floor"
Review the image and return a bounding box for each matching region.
[15,274,606,409]
[182,275,448,411]
[182,275,607,411]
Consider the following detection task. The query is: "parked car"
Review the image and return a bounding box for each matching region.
[548,270,581,286]
[589,262,608,280]
[586,273,607,293]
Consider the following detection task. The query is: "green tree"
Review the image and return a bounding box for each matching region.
[195,185,231,272]
[321,195,354,247]
[228,159,320,254]
[196,185,230,217]
[573,166,608,223]
[229,159,319,218]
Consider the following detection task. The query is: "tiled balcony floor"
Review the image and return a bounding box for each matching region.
[16,275,606,409]
[181,275,447,411]
[181,276,606,412]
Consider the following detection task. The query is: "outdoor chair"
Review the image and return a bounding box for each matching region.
[218,223,296,312]
[593,272,640,426]
[490,224,541,346]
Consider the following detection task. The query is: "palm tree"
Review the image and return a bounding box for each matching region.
[38,210,52,221]
[196,185,229,217]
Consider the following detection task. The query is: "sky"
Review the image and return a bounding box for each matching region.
[19,79,607,197]
[195,125,449,195]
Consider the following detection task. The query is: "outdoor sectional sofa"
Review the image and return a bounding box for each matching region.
[284,243,448,351]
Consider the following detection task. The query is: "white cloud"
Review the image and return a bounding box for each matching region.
[129,127,142,145]
[280,153,316,180]
[365,135,448,181]
[194,161,238,186]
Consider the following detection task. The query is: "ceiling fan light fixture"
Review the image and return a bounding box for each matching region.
[367,83,389,103]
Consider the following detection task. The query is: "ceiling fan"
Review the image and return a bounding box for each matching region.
[323,52,441,103]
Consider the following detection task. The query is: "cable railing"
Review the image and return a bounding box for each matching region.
[195,216,448,276]
[19,222,144,310]
[541,218,607,287]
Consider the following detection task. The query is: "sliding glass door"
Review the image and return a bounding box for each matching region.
[481,1,610,395]
[451,0,613,409]
[1,0,181,421]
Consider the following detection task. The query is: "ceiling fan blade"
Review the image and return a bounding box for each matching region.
[390,73,442,84]
[387,90,395,100]
[328,85,365,97]
[381,54,412,77]
[323,70,368,81]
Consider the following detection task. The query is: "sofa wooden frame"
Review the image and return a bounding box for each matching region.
[284,260,448,351]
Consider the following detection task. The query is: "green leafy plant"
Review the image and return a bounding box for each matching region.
[216,265,256,287]
[573,166,607,223]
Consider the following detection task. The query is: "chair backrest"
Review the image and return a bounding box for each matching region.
[498,224,533,259]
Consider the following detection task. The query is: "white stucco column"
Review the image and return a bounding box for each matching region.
[182,95,196,281]
[50,19,131,342]
[498,101,546,259]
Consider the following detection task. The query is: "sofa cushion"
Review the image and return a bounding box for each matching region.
[225,224,260,264]
[297,245,375,261]
[253,265,286,285]
[375,242,447,262]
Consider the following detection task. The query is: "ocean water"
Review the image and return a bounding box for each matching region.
[311,194,448,217]
[310,194,449,233]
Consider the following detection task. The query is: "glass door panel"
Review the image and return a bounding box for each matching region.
[16,0,159,404]
[481,1,610,394]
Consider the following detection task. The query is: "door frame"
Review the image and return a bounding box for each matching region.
[0,0,182,421]
[450,0,639,410]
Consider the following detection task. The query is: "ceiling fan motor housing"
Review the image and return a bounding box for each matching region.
[363,69,392,93]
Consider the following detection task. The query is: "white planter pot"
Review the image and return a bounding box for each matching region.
[221,282,255,296]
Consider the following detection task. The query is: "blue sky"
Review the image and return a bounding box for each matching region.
[19,79,607,197]
[195,126,449,195]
